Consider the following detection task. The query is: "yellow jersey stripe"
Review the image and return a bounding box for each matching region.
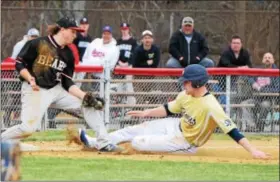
[193,112,211,145]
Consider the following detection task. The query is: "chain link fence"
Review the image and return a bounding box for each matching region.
[1,2,279,66]
[1,67,279,134]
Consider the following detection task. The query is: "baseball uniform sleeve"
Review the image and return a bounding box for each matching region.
[210,106,237,133]
[15,40,38,73]
[167,92,183,114]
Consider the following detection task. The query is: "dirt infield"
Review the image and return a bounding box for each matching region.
[22,138,279,165]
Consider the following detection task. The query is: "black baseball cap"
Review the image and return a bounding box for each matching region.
[80,17,89,24]
[120,23,130,30]
[56,17,85,32]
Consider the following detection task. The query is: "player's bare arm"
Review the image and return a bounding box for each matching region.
[19,68,39,91]
[227,128,270,159]
[68,85,86,100]
[238,137,271,159]
[127,106,167,117]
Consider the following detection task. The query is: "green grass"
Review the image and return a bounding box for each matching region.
[21,131,279,180]
[21,156,279,181]
[23,130,278,142]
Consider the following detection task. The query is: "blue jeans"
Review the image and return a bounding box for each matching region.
[166,57,215,68]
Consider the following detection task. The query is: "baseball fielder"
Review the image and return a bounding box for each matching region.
[77,64,270,159]
[1,17,122,152]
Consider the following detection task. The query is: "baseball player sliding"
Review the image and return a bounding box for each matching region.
[76,64,270,159]
[1,17,122,152]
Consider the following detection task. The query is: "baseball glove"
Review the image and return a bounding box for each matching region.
[82,92,105,110]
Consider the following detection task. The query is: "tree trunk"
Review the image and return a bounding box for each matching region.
[236,1,246,46]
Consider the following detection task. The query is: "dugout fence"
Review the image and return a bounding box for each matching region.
[1,61,279,135]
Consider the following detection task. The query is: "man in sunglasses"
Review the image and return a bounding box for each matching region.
[166,17,214,68]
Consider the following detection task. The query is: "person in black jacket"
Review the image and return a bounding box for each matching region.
[132,30,160,68]
[116,23,138,68]
[166,17,214,68]
[73,17,92,63]
[218,35,252,68]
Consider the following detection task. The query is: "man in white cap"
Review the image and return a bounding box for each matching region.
[132,30,160,68]
[11,28,40,59]
[166,17,214,68]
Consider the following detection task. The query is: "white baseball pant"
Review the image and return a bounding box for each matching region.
[1,82,111,149]
[85,118,197,153]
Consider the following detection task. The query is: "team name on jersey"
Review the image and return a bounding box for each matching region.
[118,44,132,51]
[37,54,67,71]
[92,49,105,57]
[182,110,196,126]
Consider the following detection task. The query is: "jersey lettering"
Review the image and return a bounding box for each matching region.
[51,57,67,71]
[92,49,105,57]
[224,119,232,127]
[55,72,62,81]
[37,55,67,71]
[124,51,131,58]
[118,44,132,51]
[168,91,237,147]
[182,111,196,126]
[37,54,53,67]
[148,53,154,59]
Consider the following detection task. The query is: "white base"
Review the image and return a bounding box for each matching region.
[20,143,40,151]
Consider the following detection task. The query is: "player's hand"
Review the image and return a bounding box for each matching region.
[28,77,40,91]
[179,56,184,61]
[126,110,149,117]
[147,60,153,65]
[238,65,249,68]
[251,149,271,160]
[118,61,129,67]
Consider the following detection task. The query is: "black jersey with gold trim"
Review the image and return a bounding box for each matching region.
[15,35,75,90]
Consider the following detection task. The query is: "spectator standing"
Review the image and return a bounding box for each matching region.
[82,25,119,93]
[11,28,40,59]
[132,30,160,68]
[239,52,279,132]
[73,17,92,62]
[166,17,214,68]
[218,35,252,68]
[116,23,138,68]
[114,23,137,105]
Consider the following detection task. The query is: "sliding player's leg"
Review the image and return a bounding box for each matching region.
[53,86,119,151]
[131,133,196,154]
[83,118,181,148]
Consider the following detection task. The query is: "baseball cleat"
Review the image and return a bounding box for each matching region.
[99,144,124,152]
[79,128,89,147]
